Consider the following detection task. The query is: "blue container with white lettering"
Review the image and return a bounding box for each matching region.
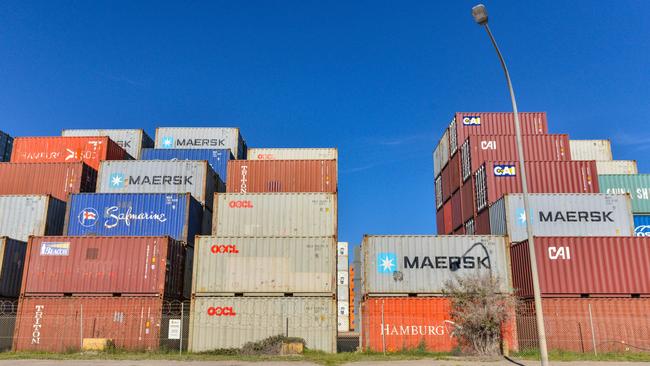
[634,215,650,237]
[64,193,202,245]
[140,148,232,183]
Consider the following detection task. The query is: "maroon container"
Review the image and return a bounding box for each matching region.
[436,207,444,235]
[453,226,465,235]
[512,237,650,298]
[474,161,598,213]
[21,236,185,298]
[0,162,96,201]
[443,201,452,235]
[441,164,451,203]
[448,153,461,194]
[450,191,462,231]
[226,160,336,193]
[475,209,490,235]
[461,180,475,223]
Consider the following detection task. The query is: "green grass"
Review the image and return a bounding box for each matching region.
[513,349,650,362]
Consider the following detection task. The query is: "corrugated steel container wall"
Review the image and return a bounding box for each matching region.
[213,193,337,237]
[596,160,638,175]
[188,297,336,353]
[247,148,337,161]
[0,238,26,298]
[463,134,570,176]
[442,202,452,235]
[464,218,475,235]
[517,298,650,352]
[453,225,465,235]
[569,139,612,161]
[0,163,97,202]
[433,130,449,178]
[192,236,335,294]
[435,208,444,235]
[337,316,350,332]
[362,235,511,295]
[0,195,66,241]
[65,193,202,245]
[10,136,129,170]
[226,160,337,193]
[475,161,599,212]
[21,236,184,297]
[634,215,650,236]
[441,164,451,202]
[337,255,348,271]
[337,271,349,300]
[448,153,461,194]
[97,160,223,209]
[598,174,650,212]
[337,242,348,256]
[450,112,548,152]
[489,194,634,242]
[140,148,231,183]
[511,236,650,298]
[0,131,13,162]
[434,175,442,209]
[154,127,246,159]
[62,129,153,159]
[461,179,475,222]
[475,209,490,235]
[450,191,462,231]
[13,296,167,352]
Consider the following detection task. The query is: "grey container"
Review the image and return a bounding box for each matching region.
[0,195,66,241]
[596,160,638,175]
[96,160,223,209]
[0,237,26,298]
[569,139,613,161]
[62,128,153,159]
[433,129,450,178]
[489,193,634,242]
[362,235,511,295]
[337,254,348,271]
[247,148,337,160]
[213,193,337,237]
[154,127,247,159]
[192,236,336,295]
[189,296,336,353]
[337,271,349,300]
[352,245,361,331]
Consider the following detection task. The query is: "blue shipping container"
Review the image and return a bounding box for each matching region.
[634,215,650,237]
[0,131,13,162]
[140,148,231,183]
[65,193,203,245]
[0,237,26,298]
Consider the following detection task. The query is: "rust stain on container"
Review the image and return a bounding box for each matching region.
[226,160,336,193]
[0,163,96,201]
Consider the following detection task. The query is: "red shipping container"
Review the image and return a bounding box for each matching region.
[450,190,462,231]
[442,201,452,235]
[448,112,548,155]
[448,153,461,194]
[475,209,490,235]
[226,160,336,193]
[452,226,465,235]
[517,298,650,352]
[11,136,129,171]
[461,180,475,223]
[436,207,444,235]
[0,162,96,202]
[361,298,517,352]
[441,164,451,203]
[512,237,650,298]
[21,236,185,298]
[460,134,570,181]
[474,161,598,213]
[13,296,181,352]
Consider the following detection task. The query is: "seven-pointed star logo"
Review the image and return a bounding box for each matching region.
[515,208,532,226]
[109,173,126,188]
[377,252,397,273]
[162,136,174,148]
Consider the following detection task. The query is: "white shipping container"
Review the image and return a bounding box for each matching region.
[0,195,66,241]
[62,128,152,159]
[337,255,348,271]
[189,297,336,353]
[337,241,348,256]
[433,129,450,178]
[596,160,638,175]
[154,127,246,159]
[337,316,350,332]
[192,236,335,294]
[338,301,350,316]
[337,271,349,300]
[352,246,361,331]
[569,139,613,161]
[248,148,337,161]
[97,160,222,209]
[213,193,337,237]
[489,193,634,242]
[337,271,349,286]
[362,235,511,295]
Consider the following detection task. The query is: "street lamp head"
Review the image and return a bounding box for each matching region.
[472,4,488,25]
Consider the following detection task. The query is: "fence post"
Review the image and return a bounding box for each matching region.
[381,299,385,355]
[179,302,184,356]
[588,303,597,356]
[80,304,83,350]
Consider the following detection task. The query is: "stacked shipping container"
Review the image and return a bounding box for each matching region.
[337,242,349,332]
[0,131,13,162]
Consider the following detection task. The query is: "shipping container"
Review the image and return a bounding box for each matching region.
[141,148,231,183]
[442,201,452,235]
[464,218,475,235]
[595,160,638,175]
[448,153,461,194]
[517,298,650,352]
[451,191,462,231]
[461,179,475,222]
[0,162,97,201]
[337,255,348,271]
[226,160,337,193]
[569,139,612,161]
[453,226,465,235]
[489,194,634,242]
[0,131,13,162]
[338,300,349,316]
[0,238,26,298]
[0,195,66,242]
[634,215,650,236]
[248,148,337,161]
[337,271,349,300]
[10,136,129,170]
[21,236,184,297]
[213,193,337,237]
[0,298,17,350]
[435,208,444,234]
[62,129,153,159]
[192,236,335,294]
[352,247,361,332]
[65,193,202,245]
[441,164,451,203]
[154,127,247,159]
[337,316,350,332]
[460,134,570,181]
[361,297,517,352]
[188,297,336,353]
[13,297,184,352]
[361,235,511,295]
[433,129,450,178]
[511,236,650,298]
[598,174,650,212]
[96,160,223,209]
[474,161,599,212]
[337,242,348,256]
[434,175,443,209]
[475,209,490,235]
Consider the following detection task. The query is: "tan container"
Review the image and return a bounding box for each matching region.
[595,160,638,174]
[569,139,613,160]
[247,148,337,160]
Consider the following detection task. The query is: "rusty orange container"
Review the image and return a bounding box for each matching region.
[226,160,337,193]
[0,162,96,201]
[11,136,129,170]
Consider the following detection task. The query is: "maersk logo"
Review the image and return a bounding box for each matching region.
[40,242,70,256]
[109,173,126,188]
[538,211,613,223]
[493,165,516,176]
[377,252,397,273]
[515,208,532,226]
[462,116,481,126]
[161,136,174,148]
[108,174,193,187]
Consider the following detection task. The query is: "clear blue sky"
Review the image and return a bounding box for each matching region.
[2,1,649,254]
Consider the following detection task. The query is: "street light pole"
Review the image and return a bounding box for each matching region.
[471,4,549,366]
